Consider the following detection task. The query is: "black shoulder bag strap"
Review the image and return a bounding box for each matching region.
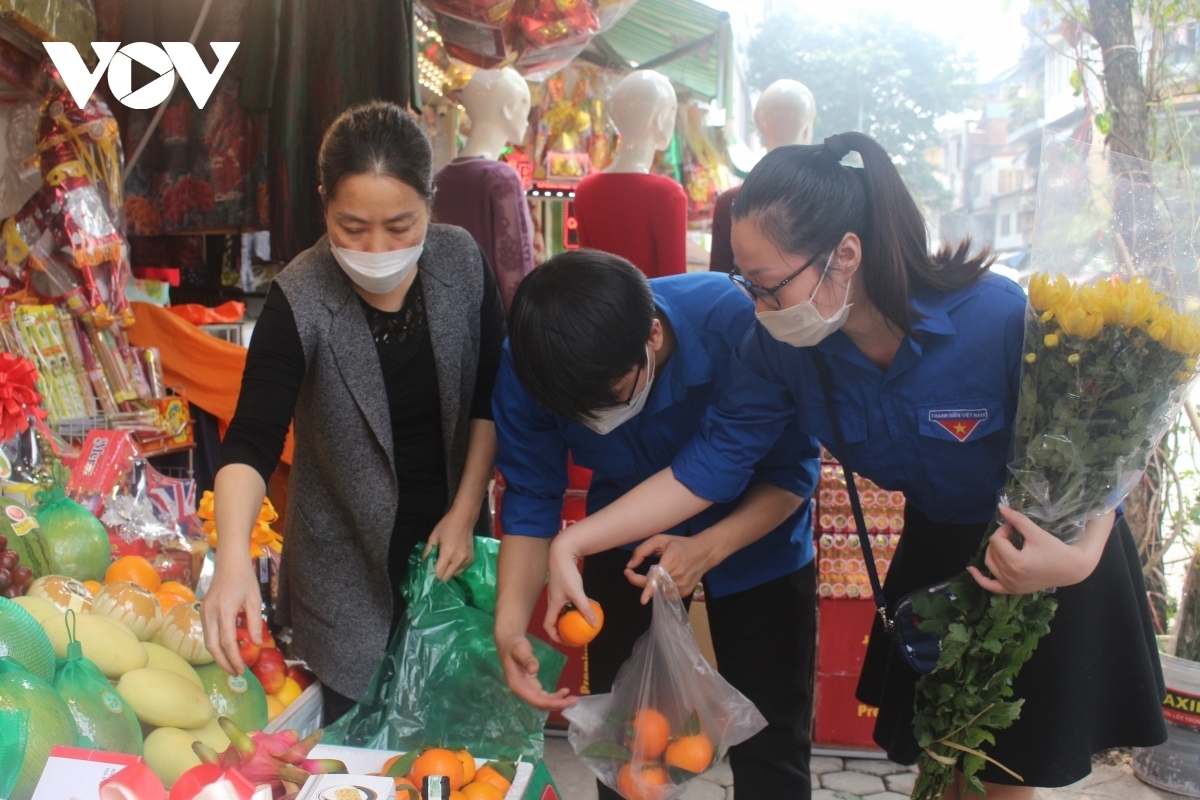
[811,348,892,632]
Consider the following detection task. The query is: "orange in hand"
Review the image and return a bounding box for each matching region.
[411,748,466,791]
[628,708,670,760]
[557,600,604,647]
[617,762,669,800]
[665,732,714,774]
[105,555,161,592]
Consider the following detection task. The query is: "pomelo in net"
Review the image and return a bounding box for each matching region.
[35,492,110,582]
[0,596,55,682]
[0,657,78,800]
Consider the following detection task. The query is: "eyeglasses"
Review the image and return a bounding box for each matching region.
[729,251,823,310]
[619,359,645,405]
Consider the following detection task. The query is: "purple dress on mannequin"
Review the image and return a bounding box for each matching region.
[434,157,536,311]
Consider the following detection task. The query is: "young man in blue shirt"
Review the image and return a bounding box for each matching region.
[492,250,821,799]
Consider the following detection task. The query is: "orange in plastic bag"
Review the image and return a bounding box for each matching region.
[564,566,767,800]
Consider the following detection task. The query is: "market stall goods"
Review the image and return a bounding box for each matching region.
[39,607,148,679]
[91,579,164,640]
[27,572,92,611]
[36,490,111,582]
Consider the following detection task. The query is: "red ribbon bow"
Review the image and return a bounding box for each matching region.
[0,353,46,442]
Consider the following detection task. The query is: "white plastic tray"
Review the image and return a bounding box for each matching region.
[307,744,534,800]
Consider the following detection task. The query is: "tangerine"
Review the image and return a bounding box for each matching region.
[266,695,285,722]
[473,765,512,794]
[628,709,670,760]
[274,677,303,707]
[456,749,476,784]
[159,581,195,601]
[461,783,503,800]
[665,733,714,774]
[393,777,419,800]
[411,748,466,791]
[617,763,669,800]
[82,580,102,595]
[448,793,468,800]
[381,754,406,775]
[557,599,604,647]
[156,591,188,611]
[105,555,161,592]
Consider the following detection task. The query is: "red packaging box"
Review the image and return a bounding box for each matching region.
[814,672,883,750]
[817,598,877,676]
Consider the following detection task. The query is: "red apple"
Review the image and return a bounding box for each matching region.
[251,647,287,694]
[286,664,316,691]
[235,628,261,668]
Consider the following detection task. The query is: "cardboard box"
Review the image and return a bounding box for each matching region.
[296,774,396,800]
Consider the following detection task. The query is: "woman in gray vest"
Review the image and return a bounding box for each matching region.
[200,101,507,723]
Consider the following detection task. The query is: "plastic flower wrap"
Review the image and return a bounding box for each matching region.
[911,132,1200,798]
[197,490,282,559]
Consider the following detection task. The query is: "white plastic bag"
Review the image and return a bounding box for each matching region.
[563,566,767,800]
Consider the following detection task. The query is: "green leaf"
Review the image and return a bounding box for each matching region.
[578,742,632,761]
[385,751,420,778]
[668,766,701,784]
[1069,68,1083,95]
[682,709,701,737]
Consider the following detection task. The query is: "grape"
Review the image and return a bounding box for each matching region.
[0,534,7,550]
[0,551,15,571]
[0,568,10,591]
[1,586,17,599]
[12,565,31,586]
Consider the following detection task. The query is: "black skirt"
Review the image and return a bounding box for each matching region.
[856,505,1167,787]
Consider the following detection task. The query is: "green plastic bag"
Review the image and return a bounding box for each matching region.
[0,709,28,799]
[0,597,55,683]
[53,612,143,755]
[325,537,565,760]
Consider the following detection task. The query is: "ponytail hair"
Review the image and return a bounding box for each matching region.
[732,131,993,335]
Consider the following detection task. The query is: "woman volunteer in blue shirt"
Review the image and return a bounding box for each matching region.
[492,251,821,798]
[545,132,1166,799]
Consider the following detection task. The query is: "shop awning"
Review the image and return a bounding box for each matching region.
[587,0,731,102]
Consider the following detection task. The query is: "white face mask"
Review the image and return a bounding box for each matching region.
[330,240,424,294]
[755,250,853,347]
[584,346,656,436]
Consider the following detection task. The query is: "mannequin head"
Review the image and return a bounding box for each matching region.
[605,70,677,173]
[754,80,816,151]
[459,68,532,160]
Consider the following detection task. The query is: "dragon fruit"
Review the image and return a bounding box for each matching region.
[192,718,346,799]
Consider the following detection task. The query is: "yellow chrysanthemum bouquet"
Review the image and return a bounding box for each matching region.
[197,489,283,559]
[911,133,1200,798]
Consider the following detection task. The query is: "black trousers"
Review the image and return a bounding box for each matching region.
[583,547,816,799]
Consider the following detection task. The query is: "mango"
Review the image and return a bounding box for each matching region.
[116,668,214,729]
[142,642,203,688]
[40,612,148,679]
[143,727,202,788]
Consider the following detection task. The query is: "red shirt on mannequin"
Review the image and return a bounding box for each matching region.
[573,172,688,278]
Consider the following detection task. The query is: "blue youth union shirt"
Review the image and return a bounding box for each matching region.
[493,272,821,598]
[672,272,1027,525]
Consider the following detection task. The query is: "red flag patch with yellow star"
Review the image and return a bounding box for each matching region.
[928,408,988,442]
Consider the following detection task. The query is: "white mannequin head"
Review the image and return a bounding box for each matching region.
[458,68,532,160]
[754,79,816,151]
[605,70,677,173]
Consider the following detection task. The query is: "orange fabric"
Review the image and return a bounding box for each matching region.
[126,302,294,464]
[167,300,247,325]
